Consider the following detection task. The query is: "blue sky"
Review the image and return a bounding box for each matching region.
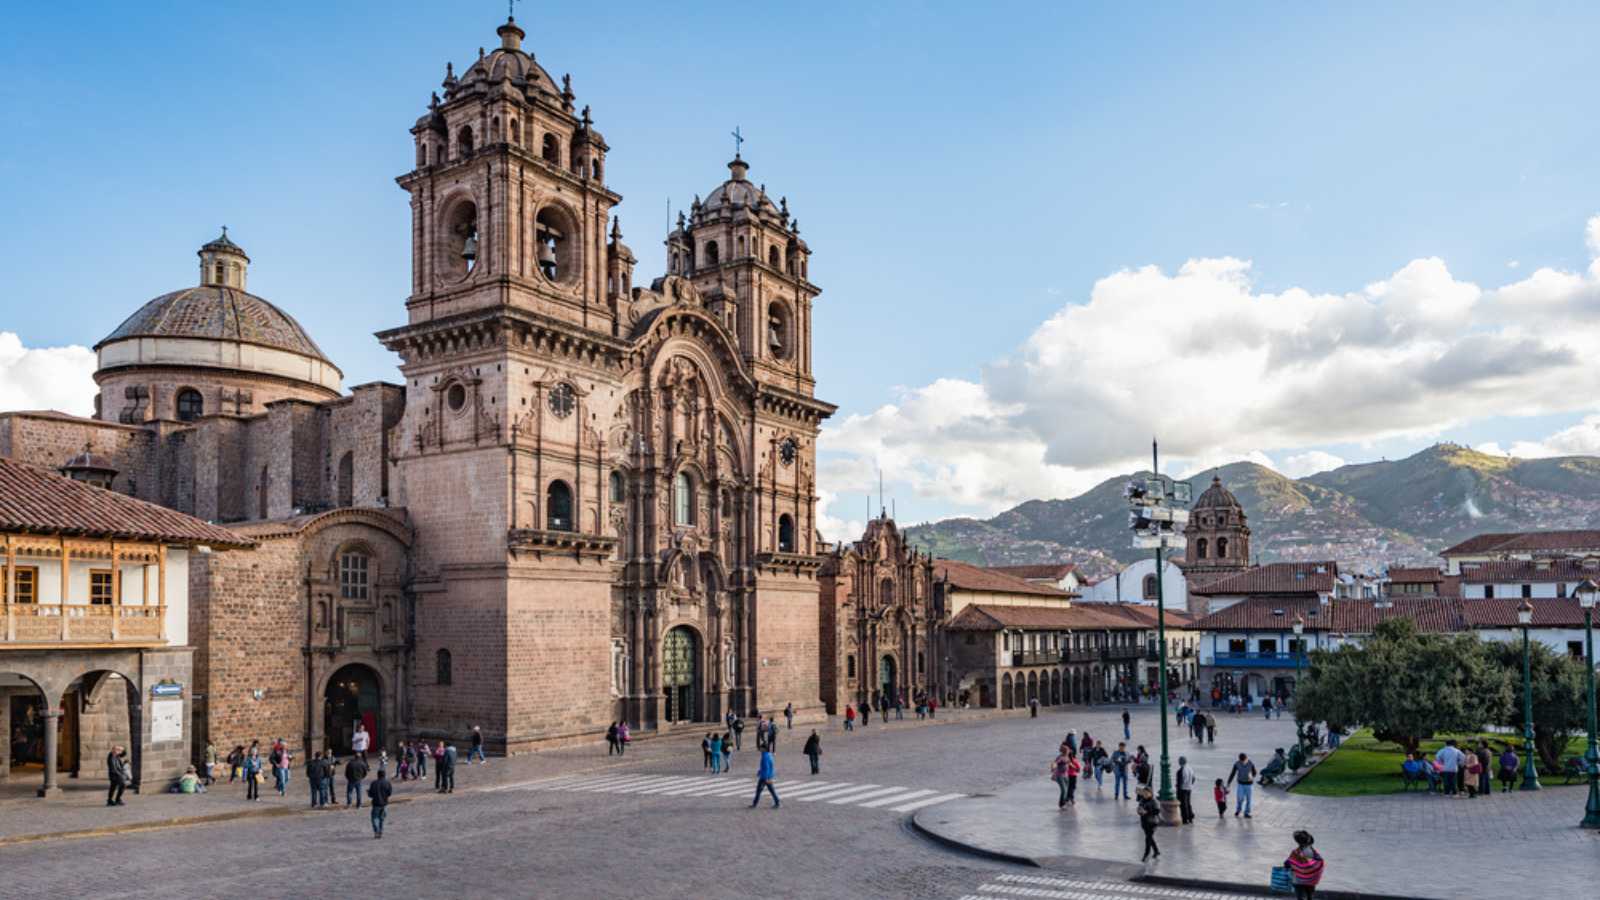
[4,2,1600,539]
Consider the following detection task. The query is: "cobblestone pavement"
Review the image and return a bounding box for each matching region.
[5,704,1587,898]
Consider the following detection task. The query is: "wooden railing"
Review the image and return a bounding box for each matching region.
[2,534,167,645]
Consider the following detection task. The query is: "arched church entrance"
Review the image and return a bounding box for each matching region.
[878,655,897,707]
[324,664,382,754]
[662,626,700,723]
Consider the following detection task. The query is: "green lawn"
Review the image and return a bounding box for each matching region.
[1291,730,1591,797]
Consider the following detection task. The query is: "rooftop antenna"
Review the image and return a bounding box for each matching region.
[878,468,885,517]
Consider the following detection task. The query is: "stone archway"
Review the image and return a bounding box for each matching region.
[1001,673,1013,709]
[323,663,383,754]
[878,654,898,708]
[1,671,55,795]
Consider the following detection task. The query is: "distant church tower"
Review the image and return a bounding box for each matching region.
[1183,475,1250,584]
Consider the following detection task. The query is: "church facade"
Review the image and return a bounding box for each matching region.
[0,16,833,758]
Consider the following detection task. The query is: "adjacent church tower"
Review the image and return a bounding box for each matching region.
[1183,475,1251,587]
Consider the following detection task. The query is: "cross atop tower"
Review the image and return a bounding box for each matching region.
[730,126,744,159]
[508,0,520,20]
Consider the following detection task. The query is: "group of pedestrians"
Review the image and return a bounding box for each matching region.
[1175,702,1218,743]
[1402,738,1509,797]
[841,690,936,732]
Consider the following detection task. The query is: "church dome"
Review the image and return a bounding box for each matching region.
[99,286,331,362]
[93,231,342,397]
[700,157,784,220]
[450,18,561,101]
[1193,475,1243,511]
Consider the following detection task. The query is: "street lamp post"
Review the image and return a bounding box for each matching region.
[1575,580,1600,828]
[1126,440,1190,826]
[1518,600,1541,792]
[1292,614,1305,703]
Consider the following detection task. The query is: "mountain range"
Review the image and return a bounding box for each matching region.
[903,443,1600,580]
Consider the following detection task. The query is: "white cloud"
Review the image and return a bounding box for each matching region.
[0,332,97,416]
[819,215,1600,524]
[1277,450,1347,478]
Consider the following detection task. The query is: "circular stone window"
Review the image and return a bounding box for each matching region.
[446,383,467,412]
[548,383,576,418]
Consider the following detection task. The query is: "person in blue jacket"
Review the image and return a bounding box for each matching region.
[751,749,780,808]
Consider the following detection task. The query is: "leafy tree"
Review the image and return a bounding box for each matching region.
[1487,639,1589,771]
[1297,618,1511,752]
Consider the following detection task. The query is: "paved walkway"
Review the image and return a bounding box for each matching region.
[914,713,1600,899]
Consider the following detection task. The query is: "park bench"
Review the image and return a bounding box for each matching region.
[1561,756,1590,785]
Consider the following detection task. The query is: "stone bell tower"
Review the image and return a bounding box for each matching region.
[666,154,818,398]
[398,16,620,333]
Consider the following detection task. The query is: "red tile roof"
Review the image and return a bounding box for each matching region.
[945,603,1159,632]
[1193,597,1328,631]
[1441,530,1600,557]
[933,559,1072,598]
[1188,562,1339,596]
[988,563,1077,581]
[1387,567,1444,584]
[1458,558,1600,584]
[1330,598,1464,634]
[0,457,251,547]
[1459,598,1590,628]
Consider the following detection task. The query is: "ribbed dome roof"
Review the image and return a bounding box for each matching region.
[97,285,331,363]
[451,19,561,100]
[1193,475,1243,511]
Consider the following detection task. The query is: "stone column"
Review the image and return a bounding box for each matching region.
[37,708,62,797]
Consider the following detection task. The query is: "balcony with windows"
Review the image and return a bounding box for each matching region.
[1212,651,1306,668]
[2,536,169,647]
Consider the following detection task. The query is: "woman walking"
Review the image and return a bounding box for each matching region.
[1051,748,1071,808]
[242,744,262,801]
[1137,788,1161,861]
[709,732,723,774]
[1065,750,1081,805]
[702,733,713,769]
[1285,830,1326,900]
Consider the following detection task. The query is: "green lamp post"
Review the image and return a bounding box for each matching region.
[1575,579,1600,828]
[1517,599,1541,791]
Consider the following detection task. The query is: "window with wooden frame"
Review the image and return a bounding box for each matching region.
[339,553,370,600]
[3,565,39,603]
[90,569,115,605]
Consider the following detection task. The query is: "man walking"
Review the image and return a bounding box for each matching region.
[1111,742,1132,799]
[1227,752,1257,817]
[784,703,794,730]
[469,725,486,764]
[306,752,326,808]
[442,743,458,793]
[803,730,822,774]
[345,753,369,808]
[1029,696,1039,718]
[844,703,856,731]
[733,715,745,749]
[1175,755,1196,824]
[1122,708,1131,740]
[367,768,392,838]
[750,748,780,808]
[1205,713,1216,745]
[352,722,370,761]
[323,751,337,805]
[272,739,292,796]
[767,717,779,751]
[106,745,130,806]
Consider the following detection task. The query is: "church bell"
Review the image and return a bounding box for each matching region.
[538,239,558,275]
[460,230,478,262]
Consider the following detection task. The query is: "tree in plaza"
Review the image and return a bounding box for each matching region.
[1296,619,1511,753]
[1487,639,1589,771]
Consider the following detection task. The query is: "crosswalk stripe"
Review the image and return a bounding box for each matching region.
[765,780,846,799]
[856,788,934,808]
[594,775,686,793]
[995,874,1235,899]
[696,781,767,797]
[538,775,624,791]
[569,775,659,792]
[827,785,910,805]
[977,883,1178,900]
[796,783,881,803]
[631,777,710,794]
[888,791,965,812]
[657,779,739,796]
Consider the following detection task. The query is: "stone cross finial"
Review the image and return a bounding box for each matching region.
[730,125,744,158]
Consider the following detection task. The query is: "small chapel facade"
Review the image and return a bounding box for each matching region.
[0,15,834,763]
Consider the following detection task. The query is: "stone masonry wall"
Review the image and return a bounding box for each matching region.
[753,570,824,722]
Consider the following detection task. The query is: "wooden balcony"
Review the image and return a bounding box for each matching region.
[2,534,168,647]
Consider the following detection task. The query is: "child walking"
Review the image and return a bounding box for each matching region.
[1213,778,1228,817]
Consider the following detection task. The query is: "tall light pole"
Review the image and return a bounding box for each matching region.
[1518,600,1541,791]
[1575,580,1600,828]
[1126,439,1190,826]
[1292,614,1305,707]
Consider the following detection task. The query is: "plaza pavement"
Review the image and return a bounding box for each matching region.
[914,707,1600,899]
[3,703,1591,898]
